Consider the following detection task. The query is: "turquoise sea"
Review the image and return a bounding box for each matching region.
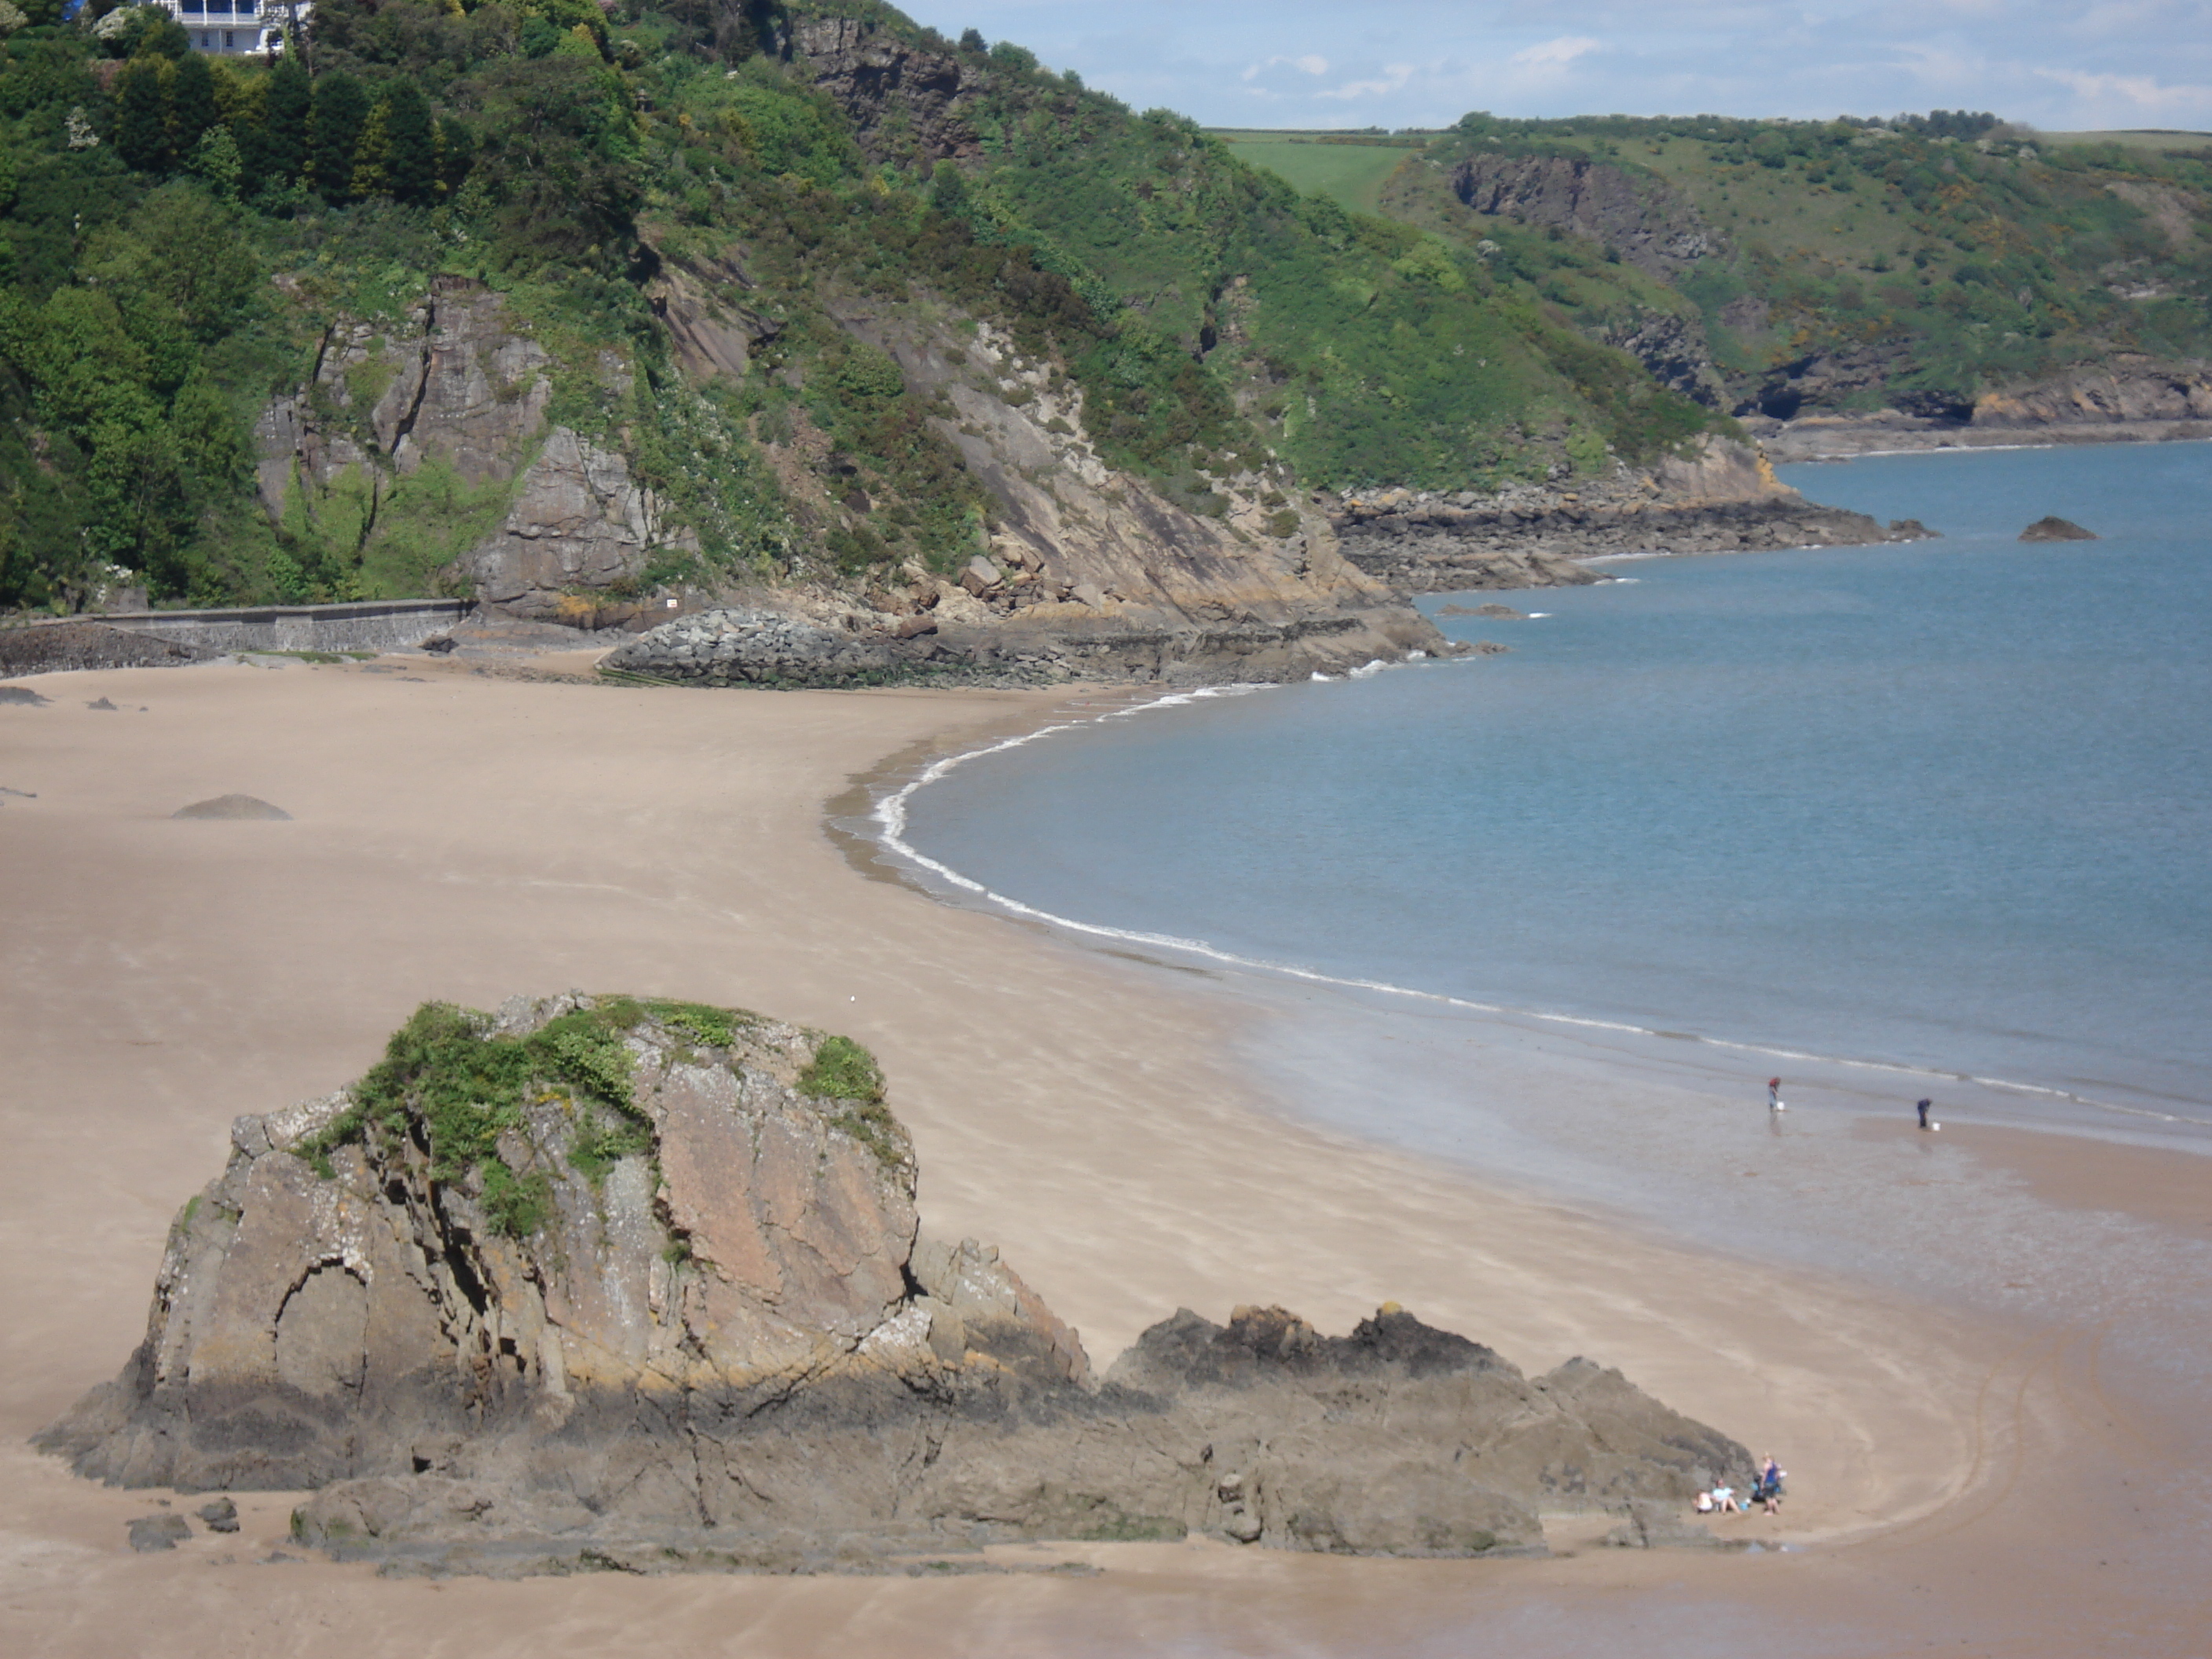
[891,441,2212,1144]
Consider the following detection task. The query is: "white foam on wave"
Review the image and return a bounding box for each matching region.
[867,678,2194,1132]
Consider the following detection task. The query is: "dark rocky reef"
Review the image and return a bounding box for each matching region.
[39,994,1750,1576]
[1333,436,1936,594]
[2020,516,2099,543]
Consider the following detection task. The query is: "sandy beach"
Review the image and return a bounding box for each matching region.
[2,657,2207,1657]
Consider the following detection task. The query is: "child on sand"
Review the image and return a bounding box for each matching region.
[1768,1077,1783,1111]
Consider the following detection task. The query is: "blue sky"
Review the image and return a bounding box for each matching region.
[895,2,2212,133]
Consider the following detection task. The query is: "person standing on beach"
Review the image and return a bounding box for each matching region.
[1917,1098,1932,1130]
[1768,1077,1783,1111]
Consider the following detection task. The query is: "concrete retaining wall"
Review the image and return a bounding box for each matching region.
[68,599,474,655]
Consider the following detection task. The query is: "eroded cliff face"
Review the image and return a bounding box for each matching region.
[792,16,982,167]
[1452,152,1722,280]
[254,276,696,621]
[602,303,1451,685]
[40,993,1751,1575]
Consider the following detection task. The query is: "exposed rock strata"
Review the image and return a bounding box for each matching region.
[40,994,1749,1575]
[602,306,1458,683]
[1334,437,1934,594]
[1449,152,1722,280]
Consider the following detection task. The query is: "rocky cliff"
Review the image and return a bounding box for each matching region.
[1752,356,2212,460]
[255,276,696,621]
[602,306,1452,686]
[39,993,1750,1575]
[1332,435,1935,593]
[1449,152,1723,280]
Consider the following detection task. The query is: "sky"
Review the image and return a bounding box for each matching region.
[893,2,2212,134]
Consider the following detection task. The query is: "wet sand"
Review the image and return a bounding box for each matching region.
[1,657,2206,1656]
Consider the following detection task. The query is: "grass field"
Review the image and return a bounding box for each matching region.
[1217,135,1419,214]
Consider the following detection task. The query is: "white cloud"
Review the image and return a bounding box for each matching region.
[1512,35,1602,68]
[2034,67,2212,119]
[1242,52,1331,81]
[1318,63,1419,101]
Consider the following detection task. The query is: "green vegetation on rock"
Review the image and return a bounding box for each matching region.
[797,1031,902,1168]
[299,998,654,1234]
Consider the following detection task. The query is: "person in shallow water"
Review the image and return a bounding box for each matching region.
[1917,1098,1932,1130]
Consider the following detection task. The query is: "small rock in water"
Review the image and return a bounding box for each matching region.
[172,794,293,821]
[128,1514,191,1552]
[2019,516,2098,542]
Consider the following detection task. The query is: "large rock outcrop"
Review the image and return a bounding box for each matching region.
[254,277,693,620]
[39,994,1750,1574]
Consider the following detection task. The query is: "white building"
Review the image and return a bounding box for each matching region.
[147,0,309,56]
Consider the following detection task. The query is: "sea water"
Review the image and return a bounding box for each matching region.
[884,438,2212,1646]
[894,441,2212,1136]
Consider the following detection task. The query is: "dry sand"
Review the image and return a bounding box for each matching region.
[1,657,2205,1656]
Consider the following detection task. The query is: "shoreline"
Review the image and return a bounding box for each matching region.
[1,657,2203,1654]
[844,676,2210,1147]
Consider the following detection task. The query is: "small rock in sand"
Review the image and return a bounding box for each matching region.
[2020,516,2097,542]
[1,685,50,705]
[172,795,293,821]
[196,1496,240,1533]
[86,697,119,711]
[128,1514,191,1552]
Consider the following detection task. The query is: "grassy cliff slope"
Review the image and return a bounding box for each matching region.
[1351,112,2212,423]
